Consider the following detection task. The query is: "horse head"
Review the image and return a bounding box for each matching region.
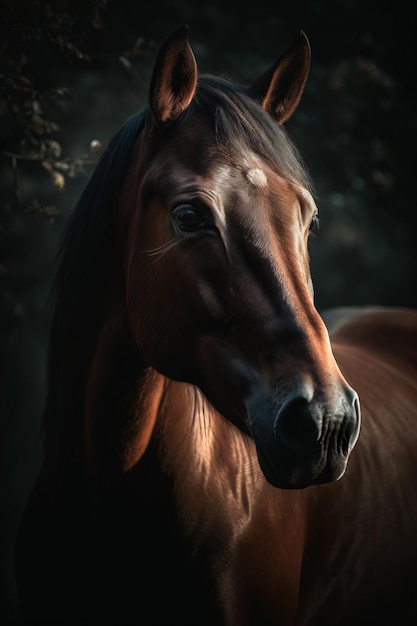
[121,27,360,489]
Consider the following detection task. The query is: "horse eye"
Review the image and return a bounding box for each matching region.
[172,204,207,232]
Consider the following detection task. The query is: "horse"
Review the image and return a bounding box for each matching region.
[15,26,417,626]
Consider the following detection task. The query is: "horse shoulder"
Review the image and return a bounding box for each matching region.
[296,306,417,624]
[327,306,417,457]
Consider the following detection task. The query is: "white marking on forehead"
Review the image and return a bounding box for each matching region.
[245,168,268,188]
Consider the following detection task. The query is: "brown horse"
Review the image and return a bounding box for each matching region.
[15,27,417,625]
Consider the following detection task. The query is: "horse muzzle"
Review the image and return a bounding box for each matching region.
[195,333,361,489]
[246,379,361,489]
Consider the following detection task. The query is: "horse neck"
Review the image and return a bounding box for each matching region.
[45,278,283,538]
[87,328,260,475]
[84,298,265,526]
[155,381,271,541]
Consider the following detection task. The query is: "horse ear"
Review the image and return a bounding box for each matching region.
[149,26,197,124]
[250,31,311,124]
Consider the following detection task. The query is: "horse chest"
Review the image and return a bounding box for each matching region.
[175,469,309,625]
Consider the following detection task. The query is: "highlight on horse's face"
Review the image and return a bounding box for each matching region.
[124,27,360,489]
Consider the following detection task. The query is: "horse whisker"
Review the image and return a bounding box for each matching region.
[145,237,182,263]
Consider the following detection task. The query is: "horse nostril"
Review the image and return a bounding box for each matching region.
[274,393,321,453]
[348,390,361,448]
[339,418,353,455]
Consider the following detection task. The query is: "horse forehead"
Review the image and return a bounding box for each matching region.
[146,146,310,227]
[208,158,302,217]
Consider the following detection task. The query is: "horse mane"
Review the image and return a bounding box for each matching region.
[43,110,146,463]
[51,110,147,306]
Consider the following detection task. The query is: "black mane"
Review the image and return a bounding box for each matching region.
[52,110,147,312]
[44,110,146,454]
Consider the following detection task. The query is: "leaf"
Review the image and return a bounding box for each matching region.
[51,171,65,189]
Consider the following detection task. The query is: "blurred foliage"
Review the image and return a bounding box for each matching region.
[0,0,111,219]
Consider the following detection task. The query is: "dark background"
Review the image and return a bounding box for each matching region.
[1,1,416,623]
